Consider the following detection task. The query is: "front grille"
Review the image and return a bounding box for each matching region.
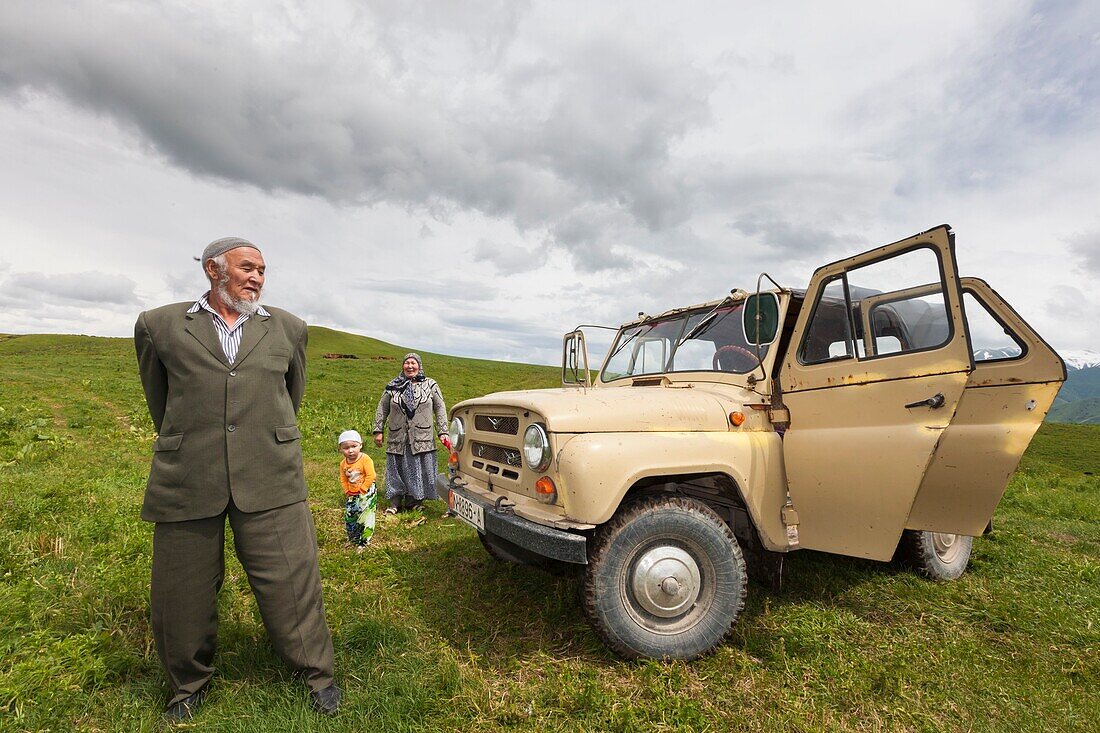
[475,415,519,435]
[471,441,522,468]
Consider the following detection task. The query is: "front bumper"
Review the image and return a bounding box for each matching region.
[436,473,588,564]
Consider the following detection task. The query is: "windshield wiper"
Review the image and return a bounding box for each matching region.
[607,322,654,362]
[677,295,734,346]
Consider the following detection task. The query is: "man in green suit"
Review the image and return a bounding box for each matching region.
[134,237,340,722]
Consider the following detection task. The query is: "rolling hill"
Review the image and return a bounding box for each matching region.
[0,328,1097,732]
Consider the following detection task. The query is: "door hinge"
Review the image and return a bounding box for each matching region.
[782,499,800,548]
[768,407,790,426]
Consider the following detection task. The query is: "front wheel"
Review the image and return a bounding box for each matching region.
[898,529,973,581]
[582,496,747,660]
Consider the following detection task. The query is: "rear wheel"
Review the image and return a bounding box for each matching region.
[582,496,747,660]
[898,529,973,580]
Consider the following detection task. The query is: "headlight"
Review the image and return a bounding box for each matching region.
[523,423,551,471]
[449,417,465,450]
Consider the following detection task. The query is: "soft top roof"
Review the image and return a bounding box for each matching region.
[616,287,800,330]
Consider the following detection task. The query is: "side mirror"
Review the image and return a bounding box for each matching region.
[562,330,591,387]
[742,293,780,345]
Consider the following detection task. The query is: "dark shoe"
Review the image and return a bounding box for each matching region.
[310,684,342,716]
[164,686,207,723]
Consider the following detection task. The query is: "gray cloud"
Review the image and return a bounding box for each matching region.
[3,270,139,305]
[501,36,710,230]
[0,1,711,272]
[438,311,562,365]
[852,0,1100,193]
[163,270,206,300]
[1043,285,1100,351]
[472,239,548,274]
[0,266,140,337]
[0,3,1095,359]
[972,0,1100,138]
[344,277,501,304]
[1067,228,1100,274]
[268,272,512,344]
[444,312,548,338]
[728,211,862,257]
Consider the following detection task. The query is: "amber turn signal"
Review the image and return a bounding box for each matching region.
[729,411,746,427]
[535,476,557,504]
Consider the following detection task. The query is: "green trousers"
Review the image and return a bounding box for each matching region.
[151,500,335,705]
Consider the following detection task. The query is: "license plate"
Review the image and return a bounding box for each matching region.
[449,489,484,531]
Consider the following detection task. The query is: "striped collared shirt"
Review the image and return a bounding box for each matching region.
[187,292,270,364]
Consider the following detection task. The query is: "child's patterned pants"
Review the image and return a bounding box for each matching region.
[344,488,377,546]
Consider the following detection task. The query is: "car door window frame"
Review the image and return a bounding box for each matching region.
[797,244,957,367]
[963,287,1029,364]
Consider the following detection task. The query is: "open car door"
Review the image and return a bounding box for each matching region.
[778,225,973,560]
[904,278,1066,535]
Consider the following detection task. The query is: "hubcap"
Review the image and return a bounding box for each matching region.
[630,545,701,618]
[931,532,963,564]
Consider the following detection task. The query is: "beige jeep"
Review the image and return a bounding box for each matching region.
[437,225,1066,660]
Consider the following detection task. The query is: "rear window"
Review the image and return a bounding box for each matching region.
[964,290,1026,362]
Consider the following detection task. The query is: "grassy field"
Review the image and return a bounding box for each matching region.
[0,329,1096,732]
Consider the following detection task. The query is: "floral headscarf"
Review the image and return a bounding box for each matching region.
[385,352,426,419]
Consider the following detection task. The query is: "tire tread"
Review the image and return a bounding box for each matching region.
[582,495,747,660]
[898,529,972,581]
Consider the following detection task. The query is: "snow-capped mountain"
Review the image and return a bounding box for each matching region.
[1060,349,1100,371]
[974,347,1022,361]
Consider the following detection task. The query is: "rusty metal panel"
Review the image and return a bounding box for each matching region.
[779,225,971,393]
[782,372,969,560]
[778,225,973,560]
[906,278,1066,534]
[906,382,1062,534]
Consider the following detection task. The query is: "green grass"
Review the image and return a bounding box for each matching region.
[0,330,1097,732]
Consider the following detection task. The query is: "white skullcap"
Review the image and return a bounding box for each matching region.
[338,430,363,446]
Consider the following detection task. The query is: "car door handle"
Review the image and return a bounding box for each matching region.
[905,393,945,410]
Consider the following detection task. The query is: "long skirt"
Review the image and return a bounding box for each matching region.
[384,445,438,505]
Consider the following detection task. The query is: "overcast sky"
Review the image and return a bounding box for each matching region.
[1,0,1098,364]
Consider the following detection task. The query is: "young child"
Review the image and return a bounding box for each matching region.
[337,430,377,551]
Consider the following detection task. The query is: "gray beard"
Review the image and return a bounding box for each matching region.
[214,280,262,317]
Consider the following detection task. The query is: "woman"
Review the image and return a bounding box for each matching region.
[372,352,449,513]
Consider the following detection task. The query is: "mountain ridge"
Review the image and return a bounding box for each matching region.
[1059,348,1100,371]
[1049,353,1100,423]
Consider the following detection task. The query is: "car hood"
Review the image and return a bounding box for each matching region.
[453,386,743,433]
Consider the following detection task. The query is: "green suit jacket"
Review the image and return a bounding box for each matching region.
[134,302,309,522]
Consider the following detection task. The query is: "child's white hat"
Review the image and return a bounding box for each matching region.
[338,429,363,446]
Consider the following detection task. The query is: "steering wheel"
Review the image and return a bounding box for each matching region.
[712,344,758,373]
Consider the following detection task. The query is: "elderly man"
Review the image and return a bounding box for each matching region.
[134,237,340,722]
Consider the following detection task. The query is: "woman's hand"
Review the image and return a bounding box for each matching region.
[373,432,383,448]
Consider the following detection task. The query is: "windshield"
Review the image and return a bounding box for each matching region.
[601,303,769,381]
